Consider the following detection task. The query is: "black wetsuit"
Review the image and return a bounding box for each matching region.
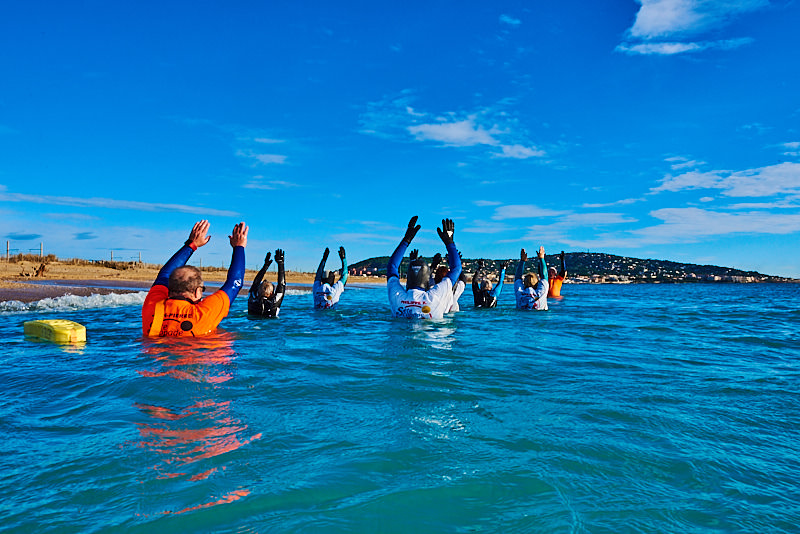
[248,260,285,317]
[472,263,506,308]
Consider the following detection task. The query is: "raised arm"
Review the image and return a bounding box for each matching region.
[515,248,528,281]
[315,248,329,283]
[437,219,461,285]
[491,260,510,297]
[536,246,547,281]
[219,222,248,303]
[153,220,210,287]
[388,216,419,279]
[338,246,348,286]
[249,252,272,299]
[559,250,567,277]
[274,249,286,306]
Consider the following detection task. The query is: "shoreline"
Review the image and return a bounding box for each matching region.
[0,261,386,303]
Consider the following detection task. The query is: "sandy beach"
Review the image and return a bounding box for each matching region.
[0,260,385,303]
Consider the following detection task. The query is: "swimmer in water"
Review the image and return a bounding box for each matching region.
[313,246,348,309]
[472,259,511,308]
[387,216,462,319]
[142,220,248,337]
[548,250,567,298]
[248,249,286,317]
[514,246,549,311]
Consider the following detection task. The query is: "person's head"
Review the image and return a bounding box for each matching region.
[168,266,204,301]
[549,266,557,278]
[259,280,274,299]
[480,279,493,292]
[433,265,448,284]
[406,258,431,290]
[523,272,539,288]
[323,271,336,286]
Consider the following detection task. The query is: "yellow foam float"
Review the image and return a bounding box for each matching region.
[24,319,86,343]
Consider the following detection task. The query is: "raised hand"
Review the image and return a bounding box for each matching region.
[409,249,419,261]
[520,248,528,262]
[275,249,285,263]
[338,246,346,261]
[403,216,421,244]
[538,246,545,258]
[229,222,248,248]
[322,247,330,261]
[437,218,455,245]
[187,220,211,248]
[263,251,272,268]
[431,252,442,270]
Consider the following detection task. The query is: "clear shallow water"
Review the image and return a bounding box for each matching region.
[1,283,799,533]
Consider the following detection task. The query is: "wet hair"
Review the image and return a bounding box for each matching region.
[523,272,539,288]
[259,280,274,299]
[434,265,449,284]
[480,279,493,291]
[168,266,203,296]
[323,271,336,286]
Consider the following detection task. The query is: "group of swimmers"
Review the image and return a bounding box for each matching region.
[141,217,567,337]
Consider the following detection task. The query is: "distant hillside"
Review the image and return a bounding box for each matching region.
[349,252,795,283]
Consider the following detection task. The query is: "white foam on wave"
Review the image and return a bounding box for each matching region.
[285,289,312,296]
[0,291,148,315]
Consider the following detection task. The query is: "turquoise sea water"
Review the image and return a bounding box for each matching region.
[1,282,798,533]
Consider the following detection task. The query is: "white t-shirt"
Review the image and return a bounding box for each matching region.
[514,279,549,311]
[313,280,345,309]
[449,279,465,312]
[388,277,454,319]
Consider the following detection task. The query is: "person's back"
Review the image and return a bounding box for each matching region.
[514,247,549,311]
[473,259,509,308]
[548,251,567,298]
[143,220,248,337]
[313,246,348,309]
[248,249,286,317]
[386,216,462,319]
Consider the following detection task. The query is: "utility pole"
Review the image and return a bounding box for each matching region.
[40,242,43,258]
[111,250,113,261]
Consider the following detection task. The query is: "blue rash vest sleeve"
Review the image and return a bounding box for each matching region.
[153,244,194,288]
[560,253,567,277]
[515,258,526,281]
[387,240,408,279]
[490,267,506,298]
[537,257,548,281]
[445,242,461,285]
[340,256,348,286]
[220,246,245,302]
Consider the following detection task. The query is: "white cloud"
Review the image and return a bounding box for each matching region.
[0,190,238,217]
[652,162,800,197]
[582,197,644,208]
[495,144,546,159]
[616,37,753,55]
[617,0,764,56]
[491,204,569,220]
[408,118,498,147]
[628,0,767,39]
[666,156,706,170]
[499,14,521,26]
[243,178,300,190]
[473,200,502,207]
[699,196,715,202]
[254,138,285,144]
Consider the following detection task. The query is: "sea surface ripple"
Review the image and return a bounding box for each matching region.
[0,283,798,533]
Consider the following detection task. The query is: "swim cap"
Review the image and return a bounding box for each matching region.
[406,259,431,290]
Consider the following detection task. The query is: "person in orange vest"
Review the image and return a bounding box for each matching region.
[142,220,248,337]
[548,251,567,298]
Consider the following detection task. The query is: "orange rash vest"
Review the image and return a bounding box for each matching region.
[142,285,231,337]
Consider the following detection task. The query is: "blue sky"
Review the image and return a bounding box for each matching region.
[1,1,799,277]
